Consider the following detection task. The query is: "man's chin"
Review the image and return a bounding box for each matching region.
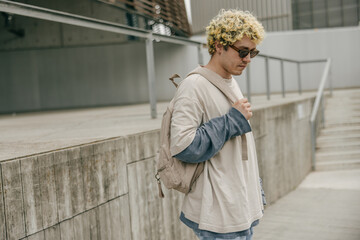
[232,70,243,76]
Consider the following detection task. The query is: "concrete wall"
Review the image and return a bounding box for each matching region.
[0,131,197,240]
[0,41,199,113]
[0,96,315,239]
[1,26,358,113]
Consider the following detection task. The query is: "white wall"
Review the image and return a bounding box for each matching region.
[193,26,360,95]
[258,26,360,92]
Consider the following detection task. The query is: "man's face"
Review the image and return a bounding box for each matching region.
[216,36,256,78]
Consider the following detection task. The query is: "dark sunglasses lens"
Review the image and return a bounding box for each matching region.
[239,50,249,58]
[250,50,259,58]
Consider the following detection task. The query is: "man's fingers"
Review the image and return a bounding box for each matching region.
[242,103,251,108]
[232,98,253,120]
[237,98,248,104]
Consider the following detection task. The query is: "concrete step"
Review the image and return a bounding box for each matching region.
[325,119,360,128]
[326,94,360,99]
[324,115,360,121]
[325,105,360,111]
[326,100,360,105]
[316,141,360,152]
[316,149,360,162]
[326,96,360,103]
[315,159,360,171]
[319,125,360,136]
[326,102,360,107]
[317,133,360,144]
[325,110,360,115]
[314,89,360,171]
[317,141,360,153]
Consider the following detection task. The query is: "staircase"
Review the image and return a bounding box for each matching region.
[315,88,360,171]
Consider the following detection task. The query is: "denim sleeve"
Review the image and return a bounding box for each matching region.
[174,107,251,163]
[260,177,267,206]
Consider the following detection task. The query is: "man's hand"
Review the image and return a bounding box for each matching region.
[232,98,253,120]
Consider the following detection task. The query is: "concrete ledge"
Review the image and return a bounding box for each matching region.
[0,94,316,239]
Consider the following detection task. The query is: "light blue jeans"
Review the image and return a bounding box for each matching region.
[193,228,253,240]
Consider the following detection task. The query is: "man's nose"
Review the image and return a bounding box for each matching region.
[243,53,251,63]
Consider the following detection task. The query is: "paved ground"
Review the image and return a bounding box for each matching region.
[0,91,316,162]
[255,88,360,240]
[254,169,360,240]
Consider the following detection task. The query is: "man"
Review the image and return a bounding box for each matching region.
[169,9,266,240]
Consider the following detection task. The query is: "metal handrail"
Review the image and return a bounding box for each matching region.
[253,54,328,101]
[310,58,332,170]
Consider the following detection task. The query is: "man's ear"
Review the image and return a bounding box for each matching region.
[215,42,223,54]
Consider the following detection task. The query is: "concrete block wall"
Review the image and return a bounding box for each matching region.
[0,132,196,240]
[0,96,315,239]
[252,99,314,204]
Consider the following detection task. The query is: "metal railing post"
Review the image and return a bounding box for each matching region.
[145,36,157,119]
[265,56,270,100]
[311,121,316,171]
[321,93,325,128]
[329,62,333,97]
[281,60,285,98]
[197,45,203,65]
[297,62,302,95]
[309,58,332,172]
[246,65,251,102]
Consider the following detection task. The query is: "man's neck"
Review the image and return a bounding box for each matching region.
[204,59,232,79]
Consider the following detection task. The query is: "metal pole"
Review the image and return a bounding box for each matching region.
[145,37,157,119]
[265,57,270,100]
[311,121,316,171]
[329,63,333,97]
[321,93,325,128]
[197,45,203,65]
[281,60,285,98]
[246,65,251,102]
[297,62,302,95]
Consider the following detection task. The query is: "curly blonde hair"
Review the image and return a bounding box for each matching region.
[206,9,265,55]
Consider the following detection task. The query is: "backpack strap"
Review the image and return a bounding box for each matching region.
[187,66,238,103]
[169,74,180,88]
[187,66,249,161]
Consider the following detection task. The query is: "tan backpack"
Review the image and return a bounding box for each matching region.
[155,66,248,198]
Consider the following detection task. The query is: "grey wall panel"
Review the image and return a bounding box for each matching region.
[0,165,7,240]
[21,156,43,235]
[59,219,75,240]
[53,150,73,223]
[26,231,45,240]
[2,160,26,240]
[127,157,196,240]
[38,153,58,229]
[67,147,86,216]
[72,207,98,240]
[43,225,61,240]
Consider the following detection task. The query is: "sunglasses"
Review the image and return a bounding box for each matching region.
[229,45,260,58]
